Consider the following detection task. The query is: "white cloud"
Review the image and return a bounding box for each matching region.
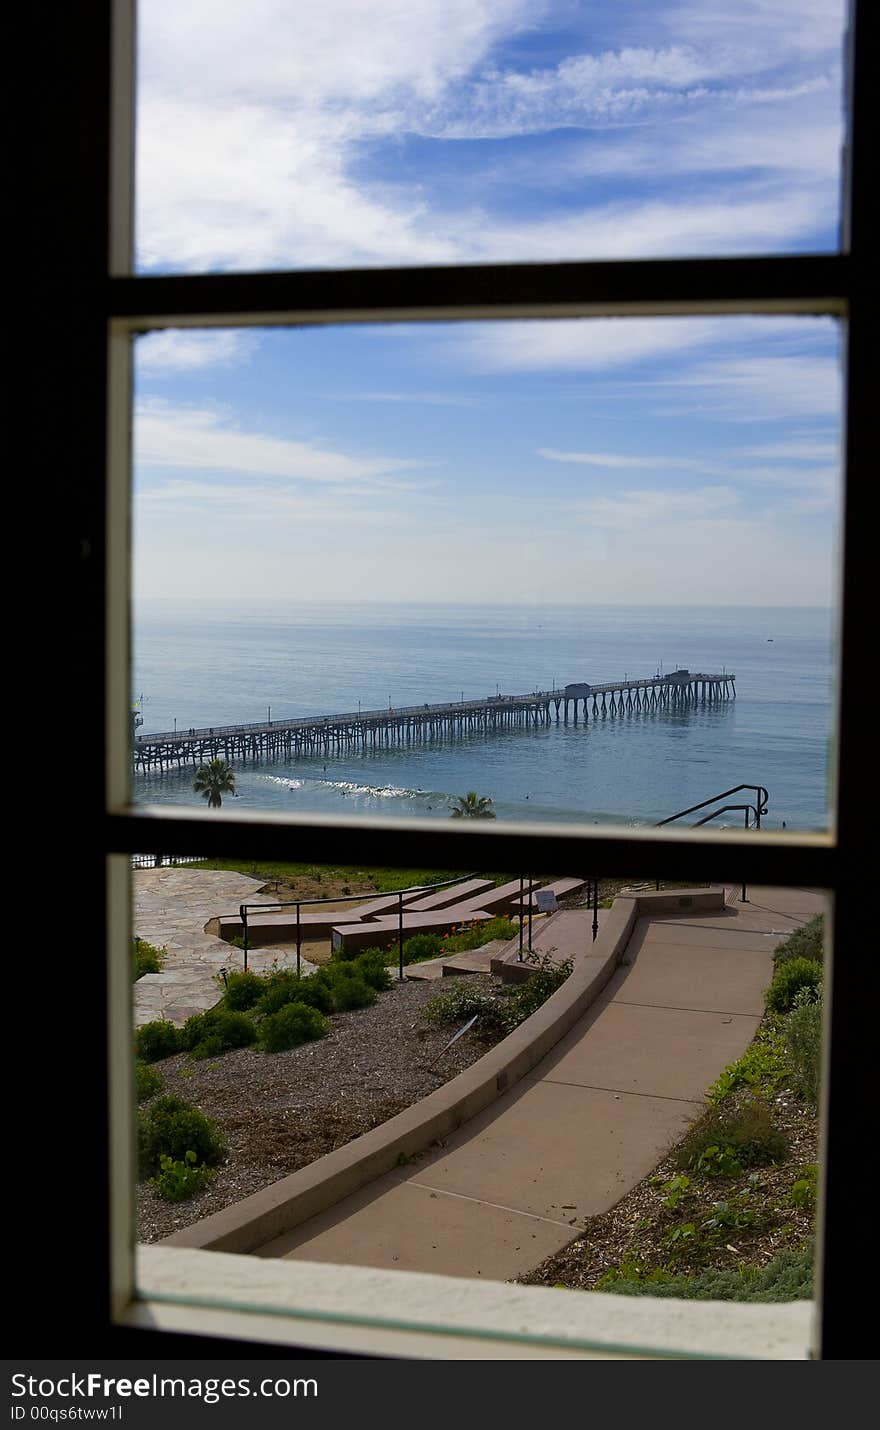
[569,485,739,529]
[457,317,723,372]
[453,315,828,373]
[136,0,843,271]
[136,330,258,372]
[667,356,842,418]
[133,400,428,486]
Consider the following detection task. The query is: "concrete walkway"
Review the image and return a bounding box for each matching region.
[254,886,824,1281]
[133,868,318,1027]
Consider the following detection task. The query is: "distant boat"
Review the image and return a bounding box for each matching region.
[767,638,774,642]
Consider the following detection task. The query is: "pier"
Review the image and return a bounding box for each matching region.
[132,670,734,773]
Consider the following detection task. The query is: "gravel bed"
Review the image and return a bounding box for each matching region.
[138,974,499,1243]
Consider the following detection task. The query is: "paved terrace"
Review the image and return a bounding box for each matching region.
[253,886,824,1280]
[133,868,320,1027]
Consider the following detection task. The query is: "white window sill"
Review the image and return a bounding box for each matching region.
[136,1246,814,1360]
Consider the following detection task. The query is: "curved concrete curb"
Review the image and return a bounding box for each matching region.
[161,887,723,1254]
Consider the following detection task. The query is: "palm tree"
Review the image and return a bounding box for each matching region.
[193,758,236,808]
[450,791,496,819]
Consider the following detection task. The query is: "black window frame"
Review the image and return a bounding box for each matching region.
[28,0,876,1360]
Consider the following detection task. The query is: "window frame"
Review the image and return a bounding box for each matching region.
[29,0,877,1360]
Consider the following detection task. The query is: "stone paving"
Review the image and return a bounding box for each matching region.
[133,868,319,1027]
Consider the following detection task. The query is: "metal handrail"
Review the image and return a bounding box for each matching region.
[237,871,602,980]
[656,784,768,828]
[239,871,478,980]
[655,784,769,904]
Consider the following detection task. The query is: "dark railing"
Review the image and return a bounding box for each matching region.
[240,872,479,981]
[655,784,769,903]
[656,784,769,830]
[238,872,602,978]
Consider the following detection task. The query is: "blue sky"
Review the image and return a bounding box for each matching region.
[133,1,844,605]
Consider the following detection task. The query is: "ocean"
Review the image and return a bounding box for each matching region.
[132,601,834,832]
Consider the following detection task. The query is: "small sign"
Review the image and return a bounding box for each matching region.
[535,889,558,913]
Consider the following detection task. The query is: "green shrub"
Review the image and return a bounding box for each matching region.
[352,950,393,992]
[257,970,333,1016]
[189,1035,225,1061]
[181,1009,257,1056]
[257,1001,329,1053]
[597,1243,814,1302]
[329,975,376,1011]
[438,917,519,956]
[425,983,504,1031]
[222,970,264,1011]
[791,1164,819,1211]
[495,955,572,1032]
[132,938,165,979]
[135,1019,182,1063]
[677,1097,789,1174]
[313,962,376,1011]
[773,915,825,969]
[401,933,443,965]
[150,1150,216,1203]
[707,1028,789,1104]
[135,1060,163,1101]
[138,1095,226,1179]
[765,957,822,1014]
[784,992,823,1104]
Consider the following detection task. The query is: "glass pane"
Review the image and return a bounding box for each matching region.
[135,0,845,273]
[133,857,825,1358]
[131,314,840,836]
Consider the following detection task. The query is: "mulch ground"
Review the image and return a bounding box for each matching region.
[138,973,498,1243]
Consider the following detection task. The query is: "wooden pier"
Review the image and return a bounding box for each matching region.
[132,671,735,773]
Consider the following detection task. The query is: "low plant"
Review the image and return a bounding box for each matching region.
[181,1008,257,1057]
[257,1001,329,1053]
[138,1095,225,1179]
[494,953,572,1032]
[772,915,825,970]
[222,970,264,1011]
[691,1144,744,1179]
[707,1030,789,1104]
[135,1019,182,1063]
[765,957,822,1014]
[352,949,393,992]
[424,983,503,1031]
[150,1150,217,1203]
[256,969,333,1016]
[677,1096,788,1175]
[790,1164,819,1211]
[401,933,443,965]
[597,1243,814,1302]
[783,991,823,1104]
[135,1060,163,1102]
[132,938,165,980]
[439,917,518,956]
[313,962,376,1012]
[660,1174,693,1211]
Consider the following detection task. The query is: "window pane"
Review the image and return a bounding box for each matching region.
[132,315,840,836]
[135,0,845,274]
[133,857,826,1358]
